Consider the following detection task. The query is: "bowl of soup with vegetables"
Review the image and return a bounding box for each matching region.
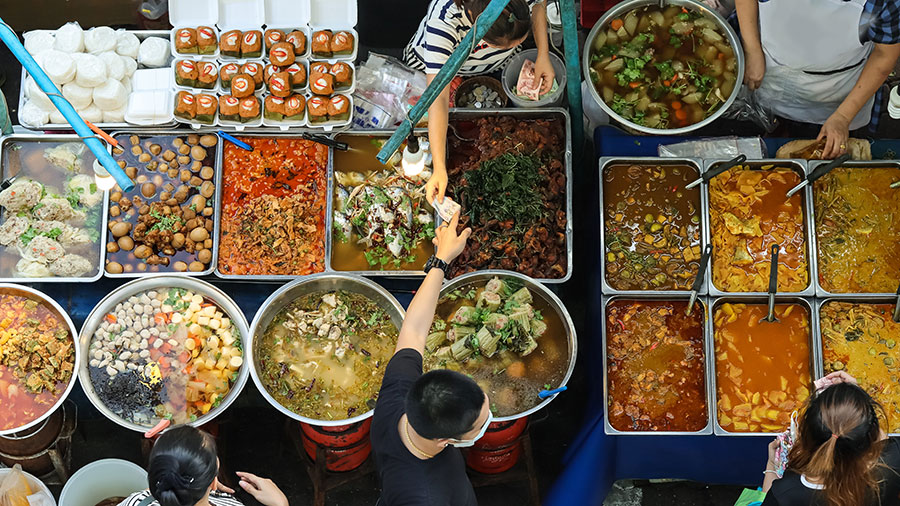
[583,0,744,134]
[249,273,405,425]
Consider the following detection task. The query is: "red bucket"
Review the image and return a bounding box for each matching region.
[465,417,528,474]
[300,419,372,472]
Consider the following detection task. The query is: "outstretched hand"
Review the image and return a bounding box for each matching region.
[236,472,289,506]
[434,211,471,264]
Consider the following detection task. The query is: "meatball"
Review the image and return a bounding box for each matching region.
[48,254,93,277]
[0,180,42,212]
[0,216,31,246]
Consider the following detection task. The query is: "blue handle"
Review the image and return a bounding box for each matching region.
[538,386,567,399]
[0,16,134,192]
[217,131,253,151]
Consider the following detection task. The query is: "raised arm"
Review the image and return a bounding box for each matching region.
[395,212,471,354]
[531,1,555,94]
[425,73,452,205]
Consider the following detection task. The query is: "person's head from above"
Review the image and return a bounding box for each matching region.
[406,369,491,447]
[148,425,220,506]
[789,382,885,506]
[456,0,532,49]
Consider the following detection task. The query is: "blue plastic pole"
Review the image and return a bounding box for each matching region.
[376,0,511,164]
[559,0,583,166]
[0,17,135,192]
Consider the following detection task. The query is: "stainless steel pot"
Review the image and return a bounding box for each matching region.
[0,284,80,436]
[248,273,406,426]
[435,270,578,422]
[78,276,251,433]
[582,0,745,135]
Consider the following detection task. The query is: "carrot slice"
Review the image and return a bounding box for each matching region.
[671,101,683,110]
[610,18,624,31]
[629,82,641,88]
[105,314,117,324]
[675,109,688,121]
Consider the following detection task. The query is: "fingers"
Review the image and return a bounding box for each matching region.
[449,210,460,229]
[218,483,236,494]
[436,184,446,204]
[461,227,472,240]
[236,472,259,488]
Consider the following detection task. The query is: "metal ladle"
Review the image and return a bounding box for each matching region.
[760,244,780,323]
[686,244,713,316]
[686,155,746,189]
[786,153,850,198]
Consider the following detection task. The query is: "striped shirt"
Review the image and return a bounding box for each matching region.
[404,0,542,75]
[119,490,244,506]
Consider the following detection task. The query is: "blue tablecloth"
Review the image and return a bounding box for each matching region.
[541,127,900,506]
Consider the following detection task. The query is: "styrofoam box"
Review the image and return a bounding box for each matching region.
[310,0,358,61]
[169,0,220,60]
[219,0,266,30]
[263,59,309,95]
[307,93,353,131]
[263,27,311,61]
[173,91,219,129]
[261,93,309,130]
[216,93,264,130]
[173,59,221,93]
[265,0,311,59]
[217,60,268,95]
[308,59,355,95]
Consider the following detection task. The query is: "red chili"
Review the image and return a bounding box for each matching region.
[649,342,659,351]
[616,319,626,331]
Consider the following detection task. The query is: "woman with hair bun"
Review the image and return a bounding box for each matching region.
[119,425,288,506]
[761,372,900,506]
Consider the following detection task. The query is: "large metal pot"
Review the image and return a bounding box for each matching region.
[582,0,745,135]
[78,276,251,433]
[0,284,80,436]
[436,270,577,422]
[248,273,406,427]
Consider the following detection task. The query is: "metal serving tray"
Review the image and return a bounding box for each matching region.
[598,157,708,296]
[445,108,574,284]
[327,129,433,277]
[814,296,900,437]
[0,134,108,283]
[103,130,222,278]
[213,133,333,281]
[18,30,178,131]
[601,294,715,436]
[808,160,900,298]
[703,159,817,297]
[708,296,821,436]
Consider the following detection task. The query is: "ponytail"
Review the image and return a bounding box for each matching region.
[787,383,885,506]
[454,0,533,46]
[147,426,218,506]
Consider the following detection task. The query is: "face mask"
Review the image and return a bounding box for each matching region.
[449,412,493,448]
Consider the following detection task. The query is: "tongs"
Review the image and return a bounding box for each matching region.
[760,244,780,323]
[300,133,349,151]
[685,155,746,189]
[786,154,850,198]
[686,244,713,316]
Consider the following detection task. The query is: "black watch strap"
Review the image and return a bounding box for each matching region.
[424,255,450,274]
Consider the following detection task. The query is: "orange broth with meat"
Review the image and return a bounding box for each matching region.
[709,165,809,293]
[218,137,328,276]
[606,300,707,432]
[714,302,811,433]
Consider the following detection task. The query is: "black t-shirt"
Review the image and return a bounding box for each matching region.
[762,438,900,506]
[371,348,478,506]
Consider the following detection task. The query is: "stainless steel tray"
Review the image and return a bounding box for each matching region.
[213,133,333,281]
[814,296,900,437]
[102,130,222,278]
[708,296,820,436]
[704,159,817,297]
[328,129,433,278]
[0,134,108,283]
[601,294,714,436]
[18,30,177,131]
[808,160,900,298]
[444,108,574,284]
[598,157,708,296]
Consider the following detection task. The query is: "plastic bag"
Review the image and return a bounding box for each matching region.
[658,136,767,158]
[353,53,427,129]
[721,85,778,133]
[733,488,766,506]
[0,465,34,506]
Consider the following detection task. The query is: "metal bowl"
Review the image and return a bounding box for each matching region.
[78,276,251,433]
[582,0,745,135]
[0,284,80,436]
[248,273,406,426]
[436,270,577,422]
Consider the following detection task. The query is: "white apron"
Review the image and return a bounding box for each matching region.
[755,0,875,129]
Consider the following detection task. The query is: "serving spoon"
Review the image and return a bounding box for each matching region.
[686,244,712,316]
[786,153,850,198]
[760,244,781,324]
[685,155,746,189]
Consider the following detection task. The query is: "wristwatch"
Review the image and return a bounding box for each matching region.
[423,255,450,274]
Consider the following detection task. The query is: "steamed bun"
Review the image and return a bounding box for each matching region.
[20,101,50,128]
[84,26,116,54]
[77,104,103,123]
[137,37,169,68]
[74,53,107,88]
[62,82,93,109]
[115,31,140,58]
[92,80,127,111]
[53,22,84,53]
[99,51,125,80]
[24,31,55,55]
[40,49,76,85]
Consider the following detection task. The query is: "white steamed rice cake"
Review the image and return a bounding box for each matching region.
[53,22,84,53]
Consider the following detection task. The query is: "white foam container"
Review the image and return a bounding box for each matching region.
[309,58,355,95]
[307,93,353,131]
[173,59,220,92]
[265,0,311,59]
[217,0,266,62]
[173,91,219,128]
[261,94,309,130]
[169,0,220,60]
[264,26,311,61]
[215,61,266,94]
[309,0,358,61]
[217,94,264,130]
[264,59,308,94]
